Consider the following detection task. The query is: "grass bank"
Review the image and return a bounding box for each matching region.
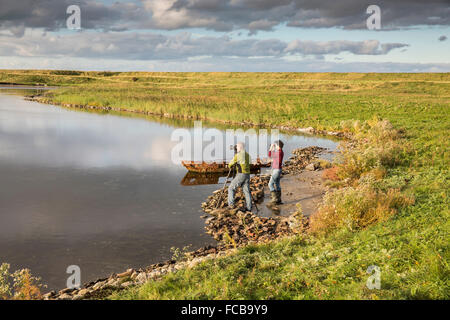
[1,70,448,299]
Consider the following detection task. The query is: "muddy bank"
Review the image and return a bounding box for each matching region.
[43,146,332,300]
[262,170,328,217]
[26,95,350,139]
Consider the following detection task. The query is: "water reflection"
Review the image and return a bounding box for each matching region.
[181,172,224,186]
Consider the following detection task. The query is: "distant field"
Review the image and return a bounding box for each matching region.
[1,70,448,299]
[1,70,449,131]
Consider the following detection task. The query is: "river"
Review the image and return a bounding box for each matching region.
[0,87,338,291]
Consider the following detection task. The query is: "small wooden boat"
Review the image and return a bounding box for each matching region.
[181,159,270,173]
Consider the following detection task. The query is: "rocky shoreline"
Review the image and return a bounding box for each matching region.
[42,146,330,300]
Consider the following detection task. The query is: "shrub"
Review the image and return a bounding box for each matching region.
[310,181,413,233]
[310,118,414,234]
[322,166,340,181]
[0,263,44,300]
[310,175,414,234]
[334,118,410,182]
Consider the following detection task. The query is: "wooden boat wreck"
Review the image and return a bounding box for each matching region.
[181,159,270,173]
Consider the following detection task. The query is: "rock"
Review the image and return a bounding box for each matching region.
[149,270,160,278]
[297,127,315,134]
[120,281,134,288]
[174,262,186,271]
[167,266,176,273]
[106,278,120,288]
[305,163,316,171]
[42,291,56,300]
[92,281,105,291]
[58,293,72,300]
[59,287,76,294]
[78,288,89,296]
[117,268,133,278]
[135,272,148,284]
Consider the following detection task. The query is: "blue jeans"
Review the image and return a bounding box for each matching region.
[269,169,282,192]
[228,173,252,211]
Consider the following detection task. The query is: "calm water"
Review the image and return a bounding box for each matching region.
[0,88,337,291]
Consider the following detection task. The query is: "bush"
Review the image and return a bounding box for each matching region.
[322,166,340,181]
[335,117,410,181]
[310,175,414,233]
[0,263,44,300]
[310,118,414,234]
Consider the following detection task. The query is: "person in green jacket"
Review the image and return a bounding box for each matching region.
[227,142,252,211]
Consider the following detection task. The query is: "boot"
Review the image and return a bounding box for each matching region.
[266,191,277,208]
[271,191,278,204]
[275,190,283,204]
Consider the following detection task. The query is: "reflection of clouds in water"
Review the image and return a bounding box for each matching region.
[0,95,182,170]
[145,137,177,164]
[0,94,338,170]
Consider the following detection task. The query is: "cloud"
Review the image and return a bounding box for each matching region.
[284,39,408,56]
[0,29,408,60]
[0,0,449,34]
[438,35,447,41]
[0,0,147,35]
[138,0,450,32]
[1,54,449,72]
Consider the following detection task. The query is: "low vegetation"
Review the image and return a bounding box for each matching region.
[310,118,415,233]
[0,263,45,300]
[0,70,448,299]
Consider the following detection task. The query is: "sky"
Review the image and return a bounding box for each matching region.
[0,0,449,72]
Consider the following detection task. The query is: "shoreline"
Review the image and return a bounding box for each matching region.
[9,89,342,300]
[25,95,351,140]
[43,146,333,300]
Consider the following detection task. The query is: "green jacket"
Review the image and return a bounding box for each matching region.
[229,150,251,174]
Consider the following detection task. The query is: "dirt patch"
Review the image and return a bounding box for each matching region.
[259,170,327,217]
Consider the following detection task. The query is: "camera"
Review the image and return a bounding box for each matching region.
[229,145,237,153]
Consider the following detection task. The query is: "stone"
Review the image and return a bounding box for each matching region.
[297,127,315,134]
[106,278,119,288]
[135,272,148,284]
[117,269,133,278]
[92,281,105,291]
[59,287,75,294]
[58,293,72,300]
[121,281,133,288]
[42,291,56,300]
[78,288,89,296]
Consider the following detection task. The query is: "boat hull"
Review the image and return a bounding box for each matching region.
[181,161,267,173]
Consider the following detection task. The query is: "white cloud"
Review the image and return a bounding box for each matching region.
[0,29,408,61]
[1,54,449,72]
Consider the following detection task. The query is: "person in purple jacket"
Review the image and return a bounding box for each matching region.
[268,140,284,205]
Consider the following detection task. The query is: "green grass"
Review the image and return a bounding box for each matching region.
[1,70,448,299]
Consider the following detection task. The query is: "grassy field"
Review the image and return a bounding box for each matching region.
[0,70,448,299]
